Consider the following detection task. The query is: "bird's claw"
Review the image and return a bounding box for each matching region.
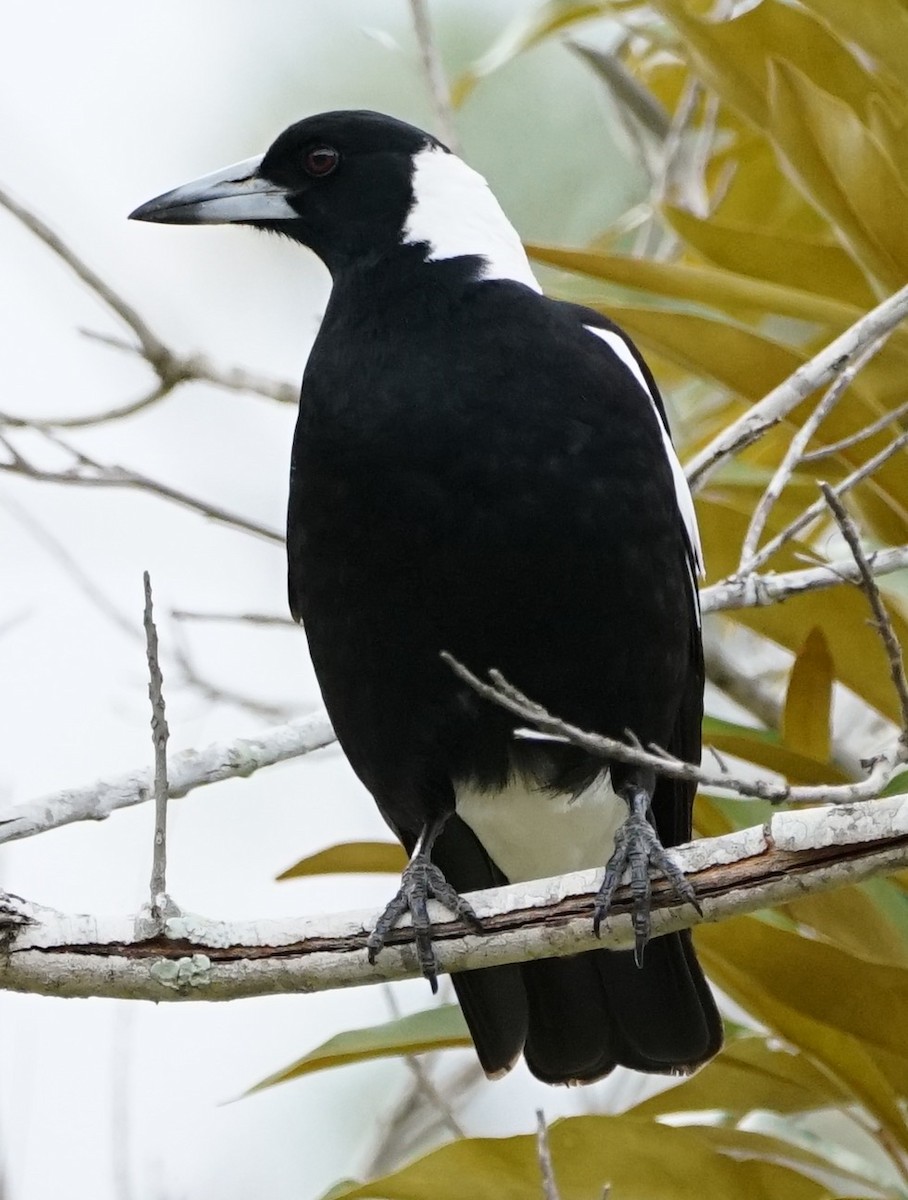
[593,788,700,965]
[366,853,483,992]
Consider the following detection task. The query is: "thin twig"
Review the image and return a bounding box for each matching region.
[143,573,170,921]
[79,330,298,406]
[701,544,908,614]
[736,428,908,576]
[442,655,907,805]
[383,987,466,1144]
[737,334,889,571]
[0,709,335,846]
[820,486,908,745]
[170,609,295,627]
[685,282,908,491]
[0,429,283,543]
[802,398,908,464]
[536,1111,562,1200]
[0,185,168,366]
[408,0,460,153]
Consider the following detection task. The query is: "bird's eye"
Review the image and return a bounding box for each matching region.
[304,146,339,177]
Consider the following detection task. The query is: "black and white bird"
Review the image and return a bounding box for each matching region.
[131,110,722,1084]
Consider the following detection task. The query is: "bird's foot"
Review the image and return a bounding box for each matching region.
[593,787,700,965]
[367,853,483,992]
[0,890,31,951]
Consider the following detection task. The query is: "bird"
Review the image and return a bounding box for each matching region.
[130,109,723,1085]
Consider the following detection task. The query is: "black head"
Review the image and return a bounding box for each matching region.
[129,109,540,287]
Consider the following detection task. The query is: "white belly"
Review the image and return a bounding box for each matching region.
[454,770,626,884]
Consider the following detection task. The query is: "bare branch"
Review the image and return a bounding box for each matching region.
[700,544,908,614]
[408,0,460,153]
[802,397,908,464]
[1,799,907,1000]
[685,282,908,490]
[78,330,298,407]
[0,184,168,366]
[0,710,336,846]
[170,609,295,628]
[733,428,908,576]
[536,1111,562,1200]
[443,656,907,806]
[737,333,889,571]
[0,429,283,543]
[143,574,171,920]
[820,486,908,744]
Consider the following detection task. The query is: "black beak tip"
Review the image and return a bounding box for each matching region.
[128,199,166,223]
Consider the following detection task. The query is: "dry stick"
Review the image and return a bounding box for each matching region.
[701,544,908,615]
[820,487,908,746]
[0,187,296,424]
[143,573,170,920]
[442,655,906,805]
[79,331,297,406]
[737,333,890,572]
[408,0,460,154]
[536,1111,562,1200]
[802,397,908,464]
[0,185,167,365]
[685,282,908,491]
[0,428,283,544]
[736,428,908,577]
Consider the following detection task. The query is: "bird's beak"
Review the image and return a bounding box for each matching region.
[129,154,296,225]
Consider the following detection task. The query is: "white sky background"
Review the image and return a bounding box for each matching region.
[0,4,648,1197]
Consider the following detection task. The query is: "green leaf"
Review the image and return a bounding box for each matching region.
[796,0,908,85]
[767,60,908,289]
[451,1,607,106]
[244,1005,471,1094]
[632,1035,850,1118]
[277,840,406,880]
[782,627,833,762]
[527,242,861,328]
[326,1115,832,1200]
[783,883,908,969]
[696,916,908,1150]
[653,0,890,131]
[663,206,877,309]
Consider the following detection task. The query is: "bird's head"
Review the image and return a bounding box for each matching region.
[129,109,539,289]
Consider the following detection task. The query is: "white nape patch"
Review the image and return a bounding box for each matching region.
[584,324,704,578]
[455,771,625,884]
[403,146,542,292]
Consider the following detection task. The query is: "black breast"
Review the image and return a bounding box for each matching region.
[286,261,695,839]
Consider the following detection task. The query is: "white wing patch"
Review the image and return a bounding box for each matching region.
[455,770,625,884]
[403,146,542,293]
[583,324,704,580]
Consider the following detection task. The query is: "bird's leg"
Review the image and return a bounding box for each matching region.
[366,815,483,993]
[593,769,701,966]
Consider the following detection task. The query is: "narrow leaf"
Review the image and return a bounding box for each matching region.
[327,1115,831,1200]
[781,627,833,762]
[277,840,406,880]
[244,1005,471,1094]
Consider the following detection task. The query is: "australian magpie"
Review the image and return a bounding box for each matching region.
[130,109,723,1084]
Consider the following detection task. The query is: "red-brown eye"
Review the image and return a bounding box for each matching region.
[305,146,339,177]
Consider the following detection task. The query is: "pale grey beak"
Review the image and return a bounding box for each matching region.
[129,154,297,225]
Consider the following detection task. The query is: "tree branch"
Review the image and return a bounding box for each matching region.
[408,0,460,153]
[443,657,907,806]
[685,282,908,490]
[0,710,336,845]
[1,799,906,1000]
